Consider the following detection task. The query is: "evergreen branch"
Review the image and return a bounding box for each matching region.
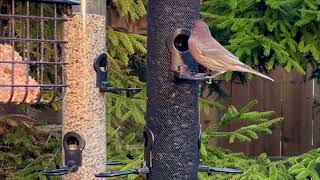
[112,0,147,22]
[199,98,226,114]
[201,0,317,78]
[207,118,282,143]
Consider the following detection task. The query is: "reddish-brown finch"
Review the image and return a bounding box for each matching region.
[188,20,274,82]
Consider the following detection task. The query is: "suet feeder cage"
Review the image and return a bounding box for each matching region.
[0,0,78,104]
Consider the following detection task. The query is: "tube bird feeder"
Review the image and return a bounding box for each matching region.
[144,1,243,179]
[60,0,107,179]
[146,0,201,179]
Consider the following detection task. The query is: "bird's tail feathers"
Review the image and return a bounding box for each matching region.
[240,66,274,82]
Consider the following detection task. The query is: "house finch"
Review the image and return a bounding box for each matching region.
[188,20,274,82]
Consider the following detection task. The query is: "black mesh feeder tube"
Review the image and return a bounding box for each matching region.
[146,0,201,179]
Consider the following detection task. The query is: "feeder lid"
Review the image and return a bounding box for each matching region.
[28,0,80,5]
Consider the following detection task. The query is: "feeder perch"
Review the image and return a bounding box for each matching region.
[96,127,153,178]
[96,162,149,178]
[44,132,85,176]
[0,0,79,104]
[94,53,142,95]
[105,161,123,166]
[198,165,243,174]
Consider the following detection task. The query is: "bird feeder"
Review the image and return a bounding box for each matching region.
[21,0,108,179]
[145,0,241,179]
[145,1,201,179]
[0,0,78,104]
[94,0,240,179]
[61,1,140,178]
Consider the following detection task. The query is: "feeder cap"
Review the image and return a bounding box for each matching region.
[29,0,80,5]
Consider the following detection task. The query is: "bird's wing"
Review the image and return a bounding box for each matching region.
[199,48,274,81]
[200,48,245,67]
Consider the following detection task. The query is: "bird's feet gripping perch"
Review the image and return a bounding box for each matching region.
[175,64,213,82]
[203,71,226,84]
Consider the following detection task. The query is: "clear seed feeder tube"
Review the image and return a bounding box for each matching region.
[62,0,106,179]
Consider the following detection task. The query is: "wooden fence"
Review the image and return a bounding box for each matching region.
[201,66,319,157]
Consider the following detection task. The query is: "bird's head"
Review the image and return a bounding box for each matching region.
[191,20,210,36]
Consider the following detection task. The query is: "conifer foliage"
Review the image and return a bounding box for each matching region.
[201,0,320,80]
[203,100,282,144]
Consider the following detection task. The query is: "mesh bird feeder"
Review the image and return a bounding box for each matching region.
[145,0,201,179]
[0,0,241,179]
[0,0,78,104]
[145,0,241,179]
[95,0,239,179]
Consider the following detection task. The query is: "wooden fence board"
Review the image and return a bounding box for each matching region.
[244,67,283,156]
[261,67,282,156]
[313,82,320,148]
[302,76,313,153]
[222,81,250,154]
[281,70,312,156]
[217,81,233,151]
[248,76,265,155]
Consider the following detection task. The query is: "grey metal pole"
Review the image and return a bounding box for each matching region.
[63,0,106,179]
[146,0,201,179]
